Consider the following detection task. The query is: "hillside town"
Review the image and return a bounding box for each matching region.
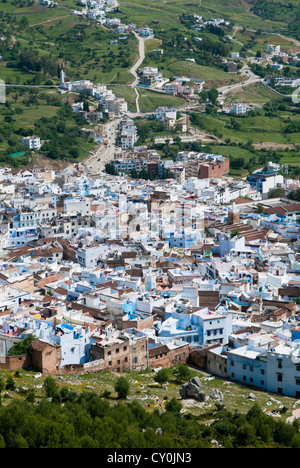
[0,154,299,399]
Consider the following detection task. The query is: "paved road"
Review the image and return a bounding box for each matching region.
[71,118,122,173]
[129,32,148,113]
[217,66,261,96]
[129,32,146,88]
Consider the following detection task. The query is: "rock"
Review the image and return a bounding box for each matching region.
[209,389,223,404]
[186,382,202,398]
[190,377,202,389]
[248,392,257,400]
[197,391,207,402]
[179,383,189,399]
[180,378,206,402]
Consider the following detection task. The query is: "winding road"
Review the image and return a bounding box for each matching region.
[129,32,148,113]
[217,65,261,97]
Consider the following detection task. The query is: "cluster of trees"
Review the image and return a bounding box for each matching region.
[156,28,231,71]
[287,188,300,202]
[134,118,167,145]
[284,121,300,134]
[33,102,95,161]
[0,370,300,448]
[252,0,300,40]
[17,50,59,78]
[195,37,230,58]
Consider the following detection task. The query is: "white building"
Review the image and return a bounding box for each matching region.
[64,197,91,216]
[21,136,41,151]
[231,103,247,115]
[155,106,177,121]
[266,44,280,55]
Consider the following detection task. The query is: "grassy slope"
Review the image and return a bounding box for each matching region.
[200,112,300,145]
[0,366,297,420]
[223,82,282,105]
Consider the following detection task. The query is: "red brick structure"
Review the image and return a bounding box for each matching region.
[29,340,60,375]
[90,332,149,372]
[188,344,219,370]
[149,342,190,369]
[121,315,154,331]
[198,158,230,179]
[0,354,31,371]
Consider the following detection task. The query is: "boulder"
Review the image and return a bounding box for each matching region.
[180,377,206,402]
[209,389,223,404]
[189,376,202,388]
[186,382,202,398]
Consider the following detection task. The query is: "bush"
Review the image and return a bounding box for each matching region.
[5,376,15,391]
[174,364,192,383]
[154,369,169,388]
[43,376,58,398]
[165,398,182,413]
[7,335,36,356]
[114,377,130,399]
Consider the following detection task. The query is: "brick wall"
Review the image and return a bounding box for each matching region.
[0,354,31,370]
[198,159,229,179]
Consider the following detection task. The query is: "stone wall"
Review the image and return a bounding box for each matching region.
[0,354,31,370]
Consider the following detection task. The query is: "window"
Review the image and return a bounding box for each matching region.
[117,359,120,365]
[278,359,283,369]
[296,379,300,386]
[261,380,264,386]
[243,364,246,370]
[261,369,265,375]
[277,374,283,382]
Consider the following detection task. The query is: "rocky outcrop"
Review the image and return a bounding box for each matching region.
[180,377,224,404]
[209,389,223,404]
[179,377,207,402]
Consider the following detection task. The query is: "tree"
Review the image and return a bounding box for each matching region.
[174,364,192,384]
[114,377,130,399]
[288,188,300,202]
[255,203,268,215]
[26,389,36,403]
[268,188,285,199]
[208,88,219,105]
[154,368,169,388]
[5,376,15,391]
[44,375,58,398]
[165,397,182,412]
[7,334,36,356]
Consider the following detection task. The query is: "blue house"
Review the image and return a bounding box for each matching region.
[158,308,232,346]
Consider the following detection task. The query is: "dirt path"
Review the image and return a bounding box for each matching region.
[286,408,300,424]
[129,32,149,113]
[29,15,68,27]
